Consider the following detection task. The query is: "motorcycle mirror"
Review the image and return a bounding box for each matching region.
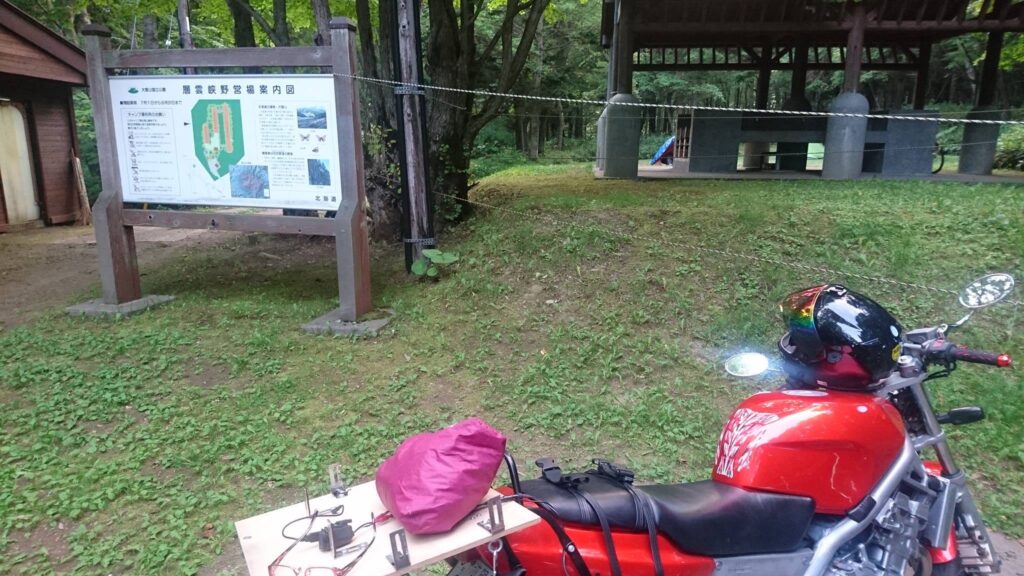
[959,273,1015,310]
[724,352,770,378]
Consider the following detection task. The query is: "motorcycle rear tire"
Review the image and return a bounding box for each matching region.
[931,559,965,576]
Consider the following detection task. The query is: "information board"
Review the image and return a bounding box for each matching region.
[109,75,342,210]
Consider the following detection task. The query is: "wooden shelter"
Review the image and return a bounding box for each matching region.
[597,0,1024,178]
[0,0,87,232]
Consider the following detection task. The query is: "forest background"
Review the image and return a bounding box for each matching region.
[12,0,1024,234]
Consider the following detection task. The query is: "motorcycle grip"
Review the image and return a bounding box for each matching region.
[951,346,1012,367]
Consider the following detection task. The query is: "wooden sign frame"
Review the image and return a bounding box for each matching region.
[74,18,372,326]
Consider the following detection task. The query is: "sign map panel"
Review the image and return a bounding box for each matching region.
[109,75,342,210]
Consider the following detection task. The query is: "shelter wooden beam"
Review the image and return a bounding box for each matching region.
[790,41,806,98]
[756,45,771,108]
[977,31,1005,107]
[843,3,866,92]
[632,18,1024,35]
[102,47,330,69]
[634,62,918,71]
[914,42,932,109]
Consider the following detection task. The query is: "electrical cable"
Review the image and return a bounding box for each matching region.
[280,504,346,541]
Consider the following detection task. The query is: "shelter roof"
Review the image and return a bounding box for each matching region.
[603,0,1024,71]
[0,0,86,85]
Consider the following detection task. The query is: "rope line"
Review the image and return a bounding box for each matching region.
[432,190,1023,308]
[347,72,1024,126]
[472,139,1001,163]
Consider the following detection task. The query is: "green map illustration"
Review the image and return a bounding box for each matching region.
[192,100,244,179]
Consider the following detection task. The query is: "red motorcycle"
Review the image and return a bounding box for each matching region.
[453,274,1015,576]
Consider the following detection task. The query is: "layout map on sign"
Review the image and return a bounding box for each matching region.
[109,75,342,210]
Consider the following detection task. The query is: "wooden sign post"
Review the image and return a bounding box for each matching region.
[70,18,381,335]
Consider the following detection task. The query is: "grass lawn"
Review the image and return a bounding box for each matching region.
[2,165,1023,574]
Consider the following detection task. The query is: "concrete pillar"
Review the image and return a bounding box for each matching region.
[913,42,931,110]
[822,92,870,179]
[960,31,1004,175]
[598,0,640,177]
[743,46,773,170]
[778,43,811,171]
[603,93,642,178]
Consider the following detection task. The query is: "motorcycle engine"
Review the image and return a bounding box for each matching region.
[823,492,933,576]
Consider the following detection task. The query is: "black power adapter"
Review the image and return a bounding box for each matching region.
[307,519,354,553]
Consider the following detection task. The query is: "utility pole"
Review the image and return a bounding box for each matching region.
[393,0,435,271]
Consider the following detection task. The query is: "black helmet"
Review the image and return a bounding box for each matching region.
[778,285,903,389]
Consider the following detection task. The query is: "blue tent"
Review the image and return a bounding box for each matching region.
[650,136,676,165]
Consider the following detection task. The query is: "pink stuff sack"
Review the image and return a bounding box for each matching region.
[375,418,507,534]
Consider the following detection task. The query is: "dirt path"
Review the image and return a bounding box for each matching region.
[0,225,239,328]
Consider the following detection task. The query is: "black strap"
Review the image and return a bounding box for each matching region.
[592,460,664,576]
[501,536,522,571]
[530,503,591,576]
[571,487,623,576]
[622,484,665,576]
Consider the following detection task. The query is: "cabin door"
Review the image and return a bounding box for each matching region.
[0,102,42,225]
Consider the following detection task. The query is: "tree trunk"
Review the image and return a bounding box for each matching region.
[273,0,290,46]
[528,108,539,160]
[349,0,401,240]
[177,0,194,49]
[557,102,564,149]
[425,0,552,222]
[310,0,331,46]
[538,113,545,156]
[226,0,256,47]
[355,0,397,129]
[515,106,525,151]
[141,14,158,49]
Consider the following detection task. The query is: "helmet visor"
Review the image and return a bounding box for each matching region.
[779,285,827,361]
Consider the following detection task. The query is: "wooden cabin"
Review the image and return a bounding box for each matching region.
[0,0,87,232]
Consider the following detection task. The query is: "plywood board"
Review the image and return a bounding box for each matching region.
[235,481,540,576]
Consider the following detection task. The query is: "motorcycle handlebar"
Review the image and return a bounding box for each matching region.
[951,347,1012,367]
[923,341,1013,367]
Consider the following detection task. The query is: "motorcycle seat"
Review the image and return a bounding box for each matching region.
[519,476,815,557]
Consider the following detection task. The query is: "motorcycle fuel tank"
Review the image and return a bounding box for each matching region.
[712,389,906,515]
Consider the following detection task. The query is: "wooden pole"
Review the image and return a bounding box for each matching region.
[791,42,808,101]
[977,31,1004,107]
[394,0,435,271]
[81,24,143,304]
[614,0,634,95]
[605,0,617,99]
[330,18,373,320]
[73,153,92,226]
[843,3,866,93]
[913,42,931,110]
[756,46,771,109]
